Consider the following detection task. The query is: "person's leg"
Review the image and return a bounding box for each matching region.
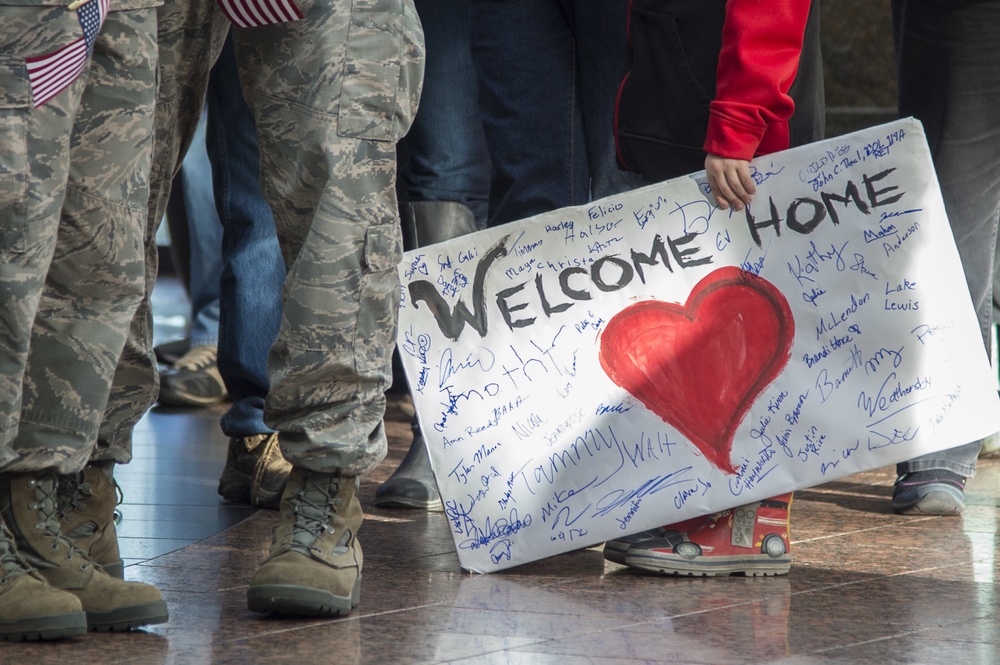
[0,7,109,638]
[157,110,230,408]
[0,14,75,457]
[471,0,589,226]
[178,110,224,350]
[206,33,288,508]
[95,0,230,464]
[375,199,478,511]
[77,0,226,595]
[571,0,649,200]
[397,0,490,226]
[233,0,423,616]
[378,0,489,510]
[892,0,1000,513]
[1,4,168,632]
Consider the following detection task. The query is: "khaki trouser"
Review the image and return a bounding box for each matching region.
[0,5,158,473]
[97,0,425,476]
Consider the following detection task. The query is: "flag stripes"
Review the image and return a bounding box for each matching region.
[25,0,109,107]
[216,0,304,28]
[26,40,89,107]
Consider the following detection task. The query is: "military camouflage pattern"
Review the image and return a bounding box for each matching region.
[0,0,161,9]
[0,6,158,474]
[98,2,229,460]
[99,0,424,476]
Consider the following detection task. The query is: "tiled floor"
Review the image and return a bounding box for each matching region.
[6,277,998,664]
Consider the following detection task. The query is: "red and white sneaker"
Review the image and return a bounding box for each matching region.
[624,493,793,577]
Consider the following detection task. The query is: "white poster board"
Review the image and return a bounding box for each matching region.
[395,119,1000,573]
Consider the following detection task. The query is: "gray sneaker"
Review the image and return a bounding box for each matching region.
[892,470,966,515]
[158,344,229,407]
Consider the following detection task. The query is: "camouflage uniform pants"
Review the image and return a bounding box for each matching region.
[0,4,158,474]
[97,0,424,476]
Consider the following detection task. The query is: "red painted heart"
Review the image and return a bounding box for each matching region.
[599,266,794,474]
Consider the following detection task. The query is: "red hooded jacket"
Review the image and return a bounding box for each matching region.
[705,0,811,160]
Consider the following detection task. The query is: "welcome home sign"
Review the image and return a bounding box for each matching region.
[395,118,1000,573]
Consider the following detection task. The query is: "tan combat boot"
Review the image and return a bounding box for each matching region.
[247,467,362,616]
[58,460,124,578]
[0,521,86,641]
[0,470,168,631]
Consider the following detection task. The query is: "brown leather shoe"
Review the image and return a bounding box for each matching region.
[218,433,291,509]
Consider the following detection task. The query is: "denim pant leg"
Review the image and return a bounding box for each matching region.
[205,35,283,439]
[471,0,645,227]
[178,109,223,349]
[570,0,648,201]
[398,0,490,227]
[471,0,590,226]
[893,0,1000,476]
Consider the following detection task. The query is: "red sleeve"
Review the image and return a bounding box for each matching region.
[703,0,811,160]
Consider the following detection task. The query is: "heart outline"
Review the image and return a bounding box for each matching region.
[598,266,794,474]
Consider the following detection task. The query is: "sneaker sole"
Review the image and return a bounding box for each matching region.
[218,472,252,505]
[893,488,965,516]
[603,529,668,565]
[625,552,792,577]
[247,576,361,617]
[0,613,88,641]
[85,599,169,632]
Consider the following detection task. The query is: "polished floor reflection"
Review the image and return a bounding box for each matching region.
[6,277,998,664]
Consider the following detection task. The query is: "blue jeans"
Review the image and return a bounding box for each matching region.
[470,0,647,227]
[177,110,223,350]
[205,35,284,439]
[397,0,490,227]
[893,0,1000,476]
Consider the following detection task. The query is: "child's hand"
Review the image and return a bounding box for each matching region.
[705,154,756,211]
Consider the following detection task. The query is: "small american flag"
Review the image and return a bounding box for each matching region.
[216,0,304,28]
[25,0,110,108]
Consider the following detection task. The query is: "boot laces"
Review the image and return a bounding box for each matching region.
[56,471,92,520]
[56,471,124,536]
[30,473,93,567]
[0,524,34,584]
[285,474,344,556]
